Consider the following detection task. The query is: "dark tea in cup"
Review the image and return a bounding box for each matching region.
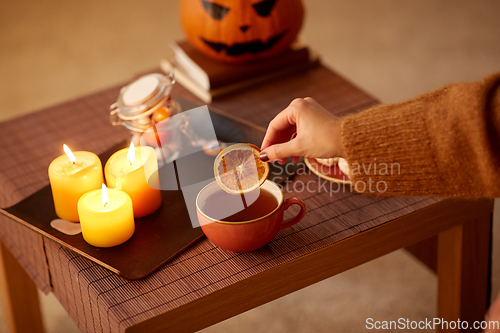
[202,188,278,222]
[196,180,306,252]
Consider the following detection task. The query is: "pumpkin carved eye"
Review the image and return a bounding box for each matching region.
[202,0,230,20]
[252,0,277,17]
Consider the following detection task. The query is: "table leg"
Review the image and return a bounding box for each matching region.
[406,235,438,273]
[437,213,492,332]
[0,242,45,333]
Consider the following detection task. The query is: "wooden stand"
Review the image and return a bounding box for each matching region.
[437,214,492,331]
[0,200,493,333]
[0,242,44,333]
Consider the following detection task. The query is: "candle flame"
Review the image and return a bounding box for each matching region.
[102,184,109,207]
[127,141,135,166]
[63,144,76,165]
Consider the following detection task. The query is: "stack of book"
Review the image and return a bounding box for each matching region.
[160,40,318,103]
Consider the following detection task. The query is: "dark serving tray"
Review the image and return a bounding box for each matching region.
[0,98,299,280]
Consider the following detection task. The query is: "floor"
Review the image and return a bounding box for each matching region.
[1,0,500,332]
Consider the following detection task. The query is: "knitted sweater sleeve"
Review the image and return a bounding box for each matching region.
[340,72,500,198]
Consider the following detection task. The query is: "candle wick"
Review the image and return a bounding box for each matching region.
[72,161,76,166]
[104,202,108,208]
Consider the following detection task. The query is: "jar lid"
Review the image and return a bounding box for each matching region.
[112,73,175,120]
[122,75,160,106]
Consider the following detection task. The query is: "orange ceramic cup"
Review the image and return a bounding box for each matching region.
[196,180,306,252]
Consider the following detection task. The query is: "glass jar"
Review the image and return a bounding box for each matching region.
[110,73,184,162]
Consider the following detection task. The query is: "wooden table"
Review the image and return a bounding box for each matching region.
[0,64,494,333]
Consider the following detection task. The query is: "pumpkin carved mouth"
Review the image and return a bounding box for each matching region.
[201,32,286,56]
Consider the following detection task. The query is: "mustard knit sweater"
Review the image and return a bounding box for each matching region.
[341,73,500,198]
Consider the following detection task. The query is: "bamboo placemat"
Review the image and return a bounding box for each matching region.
[0,65,443,332]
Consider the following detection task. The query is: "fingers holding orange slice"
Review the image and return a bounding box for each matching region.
[214,143,270,194]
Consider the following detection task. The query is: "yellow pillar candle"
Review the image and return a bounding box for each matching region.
[78,184,135,247]
[104,142,161,218]
[48,144,103,222]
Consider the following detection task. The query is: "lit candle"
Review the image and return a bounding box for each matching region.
[104,142,161,218]
[48,144,103,222]
[78,184,135,247]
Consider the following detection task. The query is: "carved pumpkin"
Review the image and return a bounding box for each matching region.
[180,0,305,63]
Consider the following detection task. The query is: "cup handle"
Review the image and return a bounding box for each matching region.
[280,197,306,230]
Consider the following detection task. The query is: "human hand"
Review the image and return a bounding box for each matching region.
[260,97,344,164]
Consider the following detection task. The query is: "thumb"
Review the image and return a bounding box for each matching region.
[260,140,299,162]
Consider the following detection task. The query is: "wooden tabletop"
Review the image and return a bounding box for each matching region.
[0,63,493,333]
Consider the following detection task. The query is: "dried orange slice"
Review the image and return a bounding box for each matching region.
[214,143,269,194]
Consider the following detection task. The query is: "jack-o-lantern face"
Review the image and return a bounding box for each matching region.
[180,0,305,63]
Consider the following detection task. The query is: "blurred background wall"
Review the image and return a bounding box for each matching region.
[1,0,499,122]
[0,0,499,332]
